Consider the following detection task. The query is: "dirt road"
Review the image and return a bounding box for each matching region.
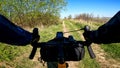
[62,21,79,68]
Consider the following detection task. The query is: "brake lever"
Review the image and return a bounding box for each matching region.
[29,28,40,59]
[82,25,96,59]
[29,44,37,59]
[86,42,96,59]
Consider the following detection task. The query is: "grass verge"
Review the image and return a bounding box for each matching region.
[101,43,120,61]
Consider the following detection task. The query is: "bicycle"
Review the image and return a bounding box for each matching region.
[0,14,95,68]
[29,26,96,68]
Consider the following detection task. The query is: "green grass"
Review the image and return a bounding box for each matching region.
[40,23,63,42]
[64,20,83,40]
[101,43,120,61]
[79,47,100,68]
[0,43,37,68]
[0,43,29,62]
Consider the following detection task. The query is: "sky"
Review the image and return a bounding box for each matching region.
[60,0,120,18]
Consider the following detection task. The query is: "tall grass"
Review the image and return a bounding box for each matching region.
[0,43,29,61]
[40,23,63,42]
[101,43,120,61]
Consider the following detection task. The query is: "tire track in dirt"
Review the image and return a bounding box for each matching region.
[62,21,79,68]
[92,44,120,68]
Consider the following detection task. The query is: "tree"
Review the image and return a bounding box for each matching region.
[68,15,72,19]
[74,13,110,23]
[0,0,67,27]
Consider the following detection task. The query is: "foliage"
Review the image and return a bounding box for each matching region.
[67,15,72,19]
[0,43,28,61]
[101,43,120,60]
[0,0,67,27]
[66,13,110,23]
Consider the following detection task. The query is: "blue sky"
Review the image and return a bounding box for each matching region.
[60,0,120,18]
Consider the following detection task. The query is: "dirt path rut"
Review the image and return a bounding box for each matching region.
[62,21,79,68]
[92,44,120,68]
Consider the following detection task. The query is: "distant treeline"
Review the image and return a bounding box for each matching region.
[65,13,110,23]
[0,0,66,27]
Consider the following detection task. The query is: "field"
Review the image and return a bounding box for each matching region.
[0,20,120,68]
